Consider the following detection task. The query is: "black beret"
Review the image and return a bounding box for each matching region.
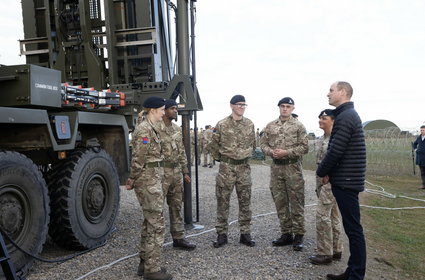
[165,99,177,109]
[291,113,298,118]
[278,97,295,106]
[318,109,334,118]
[230,95,246,104]
[143,96,166,108]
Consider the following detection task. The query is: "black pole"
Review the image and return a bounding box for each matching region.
[190,0,200,222]
[193,112,200,222]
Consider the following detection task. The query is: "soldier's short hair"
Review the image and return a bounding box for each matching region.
[421,125,425,129]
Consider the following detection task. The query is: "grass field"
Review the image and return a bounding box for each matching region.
[361,175,425,279]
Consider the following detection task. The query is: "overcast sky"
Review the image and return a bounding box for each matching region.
[2,0,424,135]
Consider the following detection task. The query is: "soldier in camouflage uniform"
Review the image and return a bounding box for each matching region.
[209,94,256,248]
[198,128,204,165]
[309,109,343,265]
[203,125,213,167]
[157,99,196,251]
[190,128,196,165]
[125,97,172,280]
[260,97,308,251]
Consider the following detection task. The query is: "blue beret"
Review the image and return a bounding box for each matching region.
[278,97,295,106]
[230,95,246,104]
[143,96,166,108]
[318,109,334,118]
[165,99,177,109]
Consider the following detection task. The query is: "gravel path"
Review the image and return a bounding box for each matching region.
[24,163,399,280]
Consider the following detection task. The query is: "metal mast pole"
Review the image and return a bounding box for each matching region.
[176,0,193,225]
[189,0,200,223]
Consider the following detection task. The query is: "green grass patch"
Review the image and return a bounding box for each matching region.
[362,175,425,279]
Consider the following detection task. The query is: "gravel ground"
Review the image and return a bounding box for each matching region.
[23,163,400,280]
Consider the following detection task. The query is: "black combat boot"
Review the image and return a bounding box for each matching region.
[173,238,196,251]
[137,259,167,276]
[137,259,144,276]
[213,233,228,248]
[293,234,304,251]
[332,252,342,260]
[144,271,173,280]
[272,233,293,246]
[326,271,348,280]
[309,254,332,265]
[239,233,256,247]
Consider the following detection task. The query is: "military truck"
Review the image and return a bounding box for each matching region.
[0,0,201,275]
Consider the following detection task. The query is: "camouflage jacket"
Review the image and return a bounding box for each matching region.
[209,115,256,160]
[315,134,330,189]
[315,134,336,203]
[260,116,308,159]
[316,135,330,165]
[190,130,195,145]
[157,120,189,174]
[198,130,204,147]
[129,119,163,179]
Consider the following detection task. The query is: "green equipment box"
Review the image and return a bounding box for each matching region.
[0,64,61,108]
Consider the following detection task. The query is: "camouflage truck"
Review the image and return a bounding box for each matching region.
[0,0,201,275]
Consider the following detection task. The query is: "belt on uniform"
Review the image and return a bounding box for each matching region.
[163,161,180,168]
[144,161,164,168]
[273,158,299,165]
[220,155,249,165]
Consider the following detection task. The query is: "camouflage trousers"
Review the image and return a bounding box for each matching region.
[316,182,343,255]
[215,162,252,234]
[203,145,212,166]
[134,167,165,274]
[163,166,185,239]
[270,162,305,235]
[191,144,200,165]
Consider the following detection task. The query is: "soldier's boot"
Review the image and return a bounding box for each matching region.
[213,234,228,248]
[326,271,348,280]
[173,238,196,251]
[137,259,167,276]
[293,234,304,251]
[309,254,332,265]
[332,252,342,260]
[143,271,173,280]
[137,259,144,276]
[272,233,293,246]
[239,234,256,247]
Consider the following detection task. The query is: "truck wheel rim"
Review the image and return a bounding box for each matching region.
[0,185,30,244]
[82,174,107,223]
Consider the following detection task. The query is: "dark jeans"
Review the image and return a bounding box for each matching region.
[420,166,425,186]
[332,186,366,280]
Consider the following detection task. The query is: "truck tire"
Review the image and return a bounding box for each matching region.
[48,149,120,249]
[0,151,50,274]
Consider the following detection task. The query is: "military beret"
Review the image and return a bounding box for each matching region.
[165,99,177,109]
[278,97,295,106]
[143,96,166,108]
[318,109,334,118]
[230,95,246,104]
[291,113,298,118]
